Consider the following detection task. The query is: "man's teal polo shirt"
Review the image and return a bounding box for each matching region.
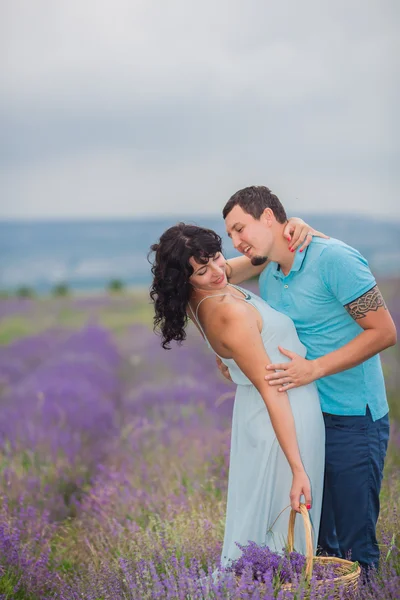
[258,237,388,421]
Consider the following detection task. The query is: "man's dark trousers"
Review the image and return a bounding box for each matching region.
[317,407,390,570]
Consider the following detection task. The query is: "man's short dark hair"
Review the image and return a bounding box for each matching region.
[223,186,287,224]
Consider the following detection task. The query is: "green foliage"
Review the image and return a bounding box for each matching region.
[56,558,77,575]
[0,569,37,600]
[16,286,35,298]
[181,473,194,494]
[388,392,400,423]
[52,282,70,297]
[0,317,33,345]
[107,278,124,293]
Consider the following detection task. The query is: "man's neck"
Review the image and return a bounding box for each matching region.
[269,228,296,276]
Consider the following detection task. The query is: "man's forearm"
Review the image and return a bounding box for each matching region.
[313,327,396,379]
[226,256,267,284]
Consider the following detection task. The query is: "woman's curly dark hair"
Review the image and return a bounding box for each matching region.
[149,223,223,349]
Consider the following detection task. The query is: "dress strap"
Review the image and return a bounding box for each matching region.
[187,293,229,343]
[195,293,231,321]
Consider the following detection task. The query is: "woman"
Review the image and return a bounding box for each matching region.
[149,223,325,566]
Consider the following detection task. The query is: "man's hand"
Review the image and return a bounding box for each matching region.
[284,218,329,253]
[264,347,322,391]
[216,355,233,382]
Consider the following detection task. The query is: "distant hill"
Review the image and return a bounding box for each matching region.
[0,214,398,293]
[293,214,400,276]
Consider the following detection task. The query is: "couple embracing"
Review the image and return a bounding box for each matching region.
[149,185,397,573]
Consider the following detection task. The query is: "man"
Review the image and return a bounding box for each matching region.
[220,185,397,571]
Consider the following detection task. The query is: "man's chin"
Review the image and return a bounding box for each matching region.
[251,255,268,266]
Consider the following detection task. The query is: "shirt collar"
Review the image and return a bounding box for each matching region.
[272,246,308,279]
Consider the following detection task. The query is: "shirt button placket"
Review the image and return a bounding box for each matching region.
[282,282,290,308]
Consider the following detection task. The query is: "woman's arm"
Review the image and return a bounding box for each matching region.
[207,302,312,512]
[225,255,266,284]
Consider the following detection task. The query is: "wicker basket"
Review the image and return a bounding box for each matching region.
[281,503,361,597]
[235,504,361,597]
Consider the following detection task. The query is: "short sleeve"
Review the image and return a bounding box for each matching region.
[320,243,376,306]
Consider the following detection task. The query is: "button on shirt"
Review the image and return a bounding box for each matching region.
[258,237,388,421]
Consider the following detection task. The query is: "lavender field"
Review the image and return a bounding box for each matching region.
[0,281,399,599]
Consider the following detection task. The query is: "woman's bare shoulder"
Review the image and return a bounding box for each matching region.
[202,296,254,331]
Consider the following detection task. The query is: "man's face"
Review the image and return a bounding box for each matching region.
[224,205,273,265]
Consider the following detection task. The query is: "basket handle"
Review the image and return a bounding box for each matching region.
[287,503,314,580]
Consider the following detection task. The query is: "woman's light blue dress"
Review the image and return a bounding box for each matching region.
[192,285,325,566]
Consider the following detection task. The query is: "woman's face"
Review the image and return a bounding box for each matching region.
[189,252,228,291]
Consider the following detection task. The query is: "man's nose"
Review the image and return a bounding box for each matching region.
[231,233,240,250]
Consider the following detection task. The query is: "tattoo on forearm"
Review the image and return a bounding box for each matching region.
[345,285,387,320]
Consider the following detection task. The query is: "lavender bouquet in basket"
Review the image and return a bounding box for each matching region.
[227,541,332,584]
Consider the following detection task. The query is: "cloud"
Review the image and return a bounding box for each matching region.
[1,0,399,218]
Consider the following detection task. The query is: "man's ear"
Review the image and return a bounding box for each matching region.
[262,207,274,225]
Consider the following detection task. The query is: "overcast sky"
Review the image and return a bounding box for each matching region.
[1,0,399,220]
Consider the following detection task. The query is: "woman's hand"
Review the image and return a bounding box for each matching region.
[216,355,232,382]
[290,469,312,513]
[284,218,329,253]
